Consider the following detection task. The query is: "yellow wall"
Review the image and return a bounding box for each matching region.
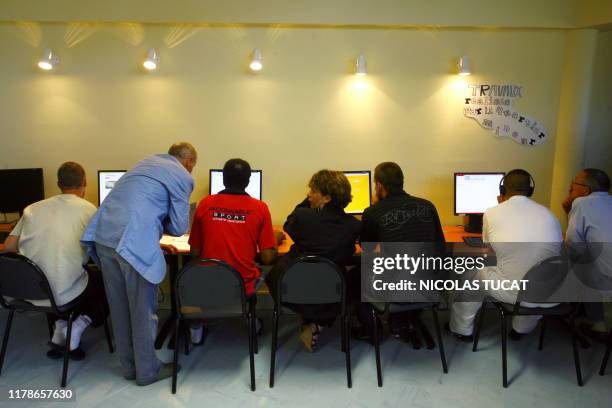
[0,22,567,224]
[584,30,612,177]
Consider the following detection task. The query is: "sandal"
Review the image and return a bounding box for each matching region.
[300,323,322,352]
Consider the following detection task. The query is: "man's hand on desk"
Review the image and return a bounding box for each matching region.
[274,231,286,246]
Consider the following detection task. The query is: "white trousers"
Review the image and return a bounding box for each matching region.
[449,267,556,336]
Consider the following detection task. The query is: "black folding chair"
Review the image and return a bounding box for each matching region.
[370,302,447,387]
[269,256,351,388]
[0,253,114,387]
[600,330,611,376]
[172,258,257,394]
[472,255,583,387]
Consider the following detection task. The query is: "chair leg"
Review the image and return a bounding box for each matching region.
[568,316,583,386]
[172,318,180,394]
[250,301,258,354]
[372,308,382,387]
[344,313,352,388]
[247,313,255,392]
[269,309,279,388]
[183,321,190,356]
[46,314,54,340]
[472,303,486,352]
[500,311,508,388]
[538,318,546,351]
[61,312,75,388]
[432,307,448,373]
[103,319,114,353]
[600,335,611,376]
[0,310,15,375]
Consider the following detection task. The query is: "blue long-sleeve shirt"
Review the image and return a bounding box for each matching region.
[82,154,194,284]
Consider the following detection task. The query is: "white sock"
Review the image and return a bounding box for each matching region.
[191,326,203,344]
[62,315,92,351]
[51,320,67,346]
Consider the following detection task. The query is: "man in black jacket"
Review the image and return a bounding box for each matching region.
[353,162,445,348]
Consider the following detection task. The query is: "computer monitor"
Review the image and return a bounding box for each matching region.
[454,172,505,232]
[343,171,372,215]
[0,168,44,215]
[209,169,262,200]
[98,170,126,206]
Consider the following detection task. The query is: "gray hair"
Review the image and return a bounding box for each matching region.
[583,168,611,192]
[168,142,197,160]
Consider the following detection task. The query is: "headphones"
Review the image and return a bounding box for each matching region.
[499,170,535,197]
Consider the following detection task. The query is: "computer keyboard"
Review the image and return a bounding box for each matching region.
[463,236,486,248]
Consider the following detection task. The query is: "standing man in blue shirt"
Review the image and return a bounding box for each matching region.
[82,142,196,386]
[563,168,612,341]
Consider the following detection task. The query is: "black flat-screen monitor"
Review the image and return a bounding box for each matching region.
[343,170,372,214]
[98,170,126,206]
[209,169,262,200]
[0,168,45,214]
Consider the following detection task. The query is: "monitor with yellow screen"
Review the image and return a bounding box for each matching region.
[343,171,372,214]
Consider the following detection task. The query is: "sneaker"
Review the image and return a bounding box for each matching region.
[136,363,180,386]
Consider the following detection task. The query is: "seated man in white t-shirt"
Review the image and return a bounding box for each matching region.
[3,162,108,358]
[449,169,563,340]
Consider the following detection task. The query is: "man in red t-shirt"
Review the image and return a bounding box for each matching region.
[188,158,281,343]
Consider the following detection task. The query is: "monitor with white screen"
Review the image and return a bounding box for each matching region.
[343,171,372,215]
[209,169,262,200]
[454,172,505,215]
[98,170,126,206]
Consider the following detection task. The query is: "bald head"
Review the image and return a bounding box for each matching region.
[502,169,533,197]
[168,142,197,173]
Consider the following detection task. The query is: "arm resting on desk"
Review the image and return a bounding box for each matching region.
[3,235,19,253]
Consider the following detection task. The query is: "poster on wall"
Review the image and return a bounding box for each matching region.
[463,84,548,146]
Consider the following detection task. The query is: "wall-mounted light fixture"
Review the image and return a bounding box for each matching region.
[355,53,367,76]
[457,56,471,76]
[249,48,263,72]
[38,48,59,71]
[143,48,159,71]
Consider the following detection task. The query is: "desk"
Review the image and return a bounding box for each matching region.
[154,225,483,348]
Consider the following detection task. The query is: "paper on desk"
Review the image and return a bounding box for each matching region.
[159,234,191,252]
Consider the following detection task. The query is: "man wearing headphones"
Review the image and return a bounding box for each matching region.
[449,169,563,340]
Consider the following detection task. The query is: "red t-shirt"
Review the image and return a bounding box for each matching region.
[188,192,276,295]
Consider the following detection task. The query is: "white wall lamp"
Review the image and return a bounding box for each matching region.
[457,56,471,76]
[143,48,159,71]
[249,48,263,72]
[38,48,59,71]
[355,53,367,76]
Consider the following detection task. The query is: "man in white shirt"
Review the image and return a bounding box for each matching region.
[563,168,612,340]
[3,162,108,358]
[449,169,563,339]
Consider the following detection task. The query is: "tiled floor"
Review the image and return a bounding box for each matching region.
[0,309,609,408]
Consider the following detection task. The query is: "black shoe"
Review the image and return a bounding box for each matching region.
[508,329,523,341]
[579,323,610,344]
[444,323,473,343]
[46,346,86,361]
[403,326,422,350]
[136,363,180,386]
[351,326,382,345]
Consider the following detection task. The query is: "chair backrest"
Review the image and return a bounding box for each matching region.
[0,253,56,309]
[174,258,246,318]
[278,256,346,308]
[516,255,569,306]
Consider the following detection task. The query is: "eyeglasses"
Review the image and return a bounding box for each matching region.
[571,182,589,188]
